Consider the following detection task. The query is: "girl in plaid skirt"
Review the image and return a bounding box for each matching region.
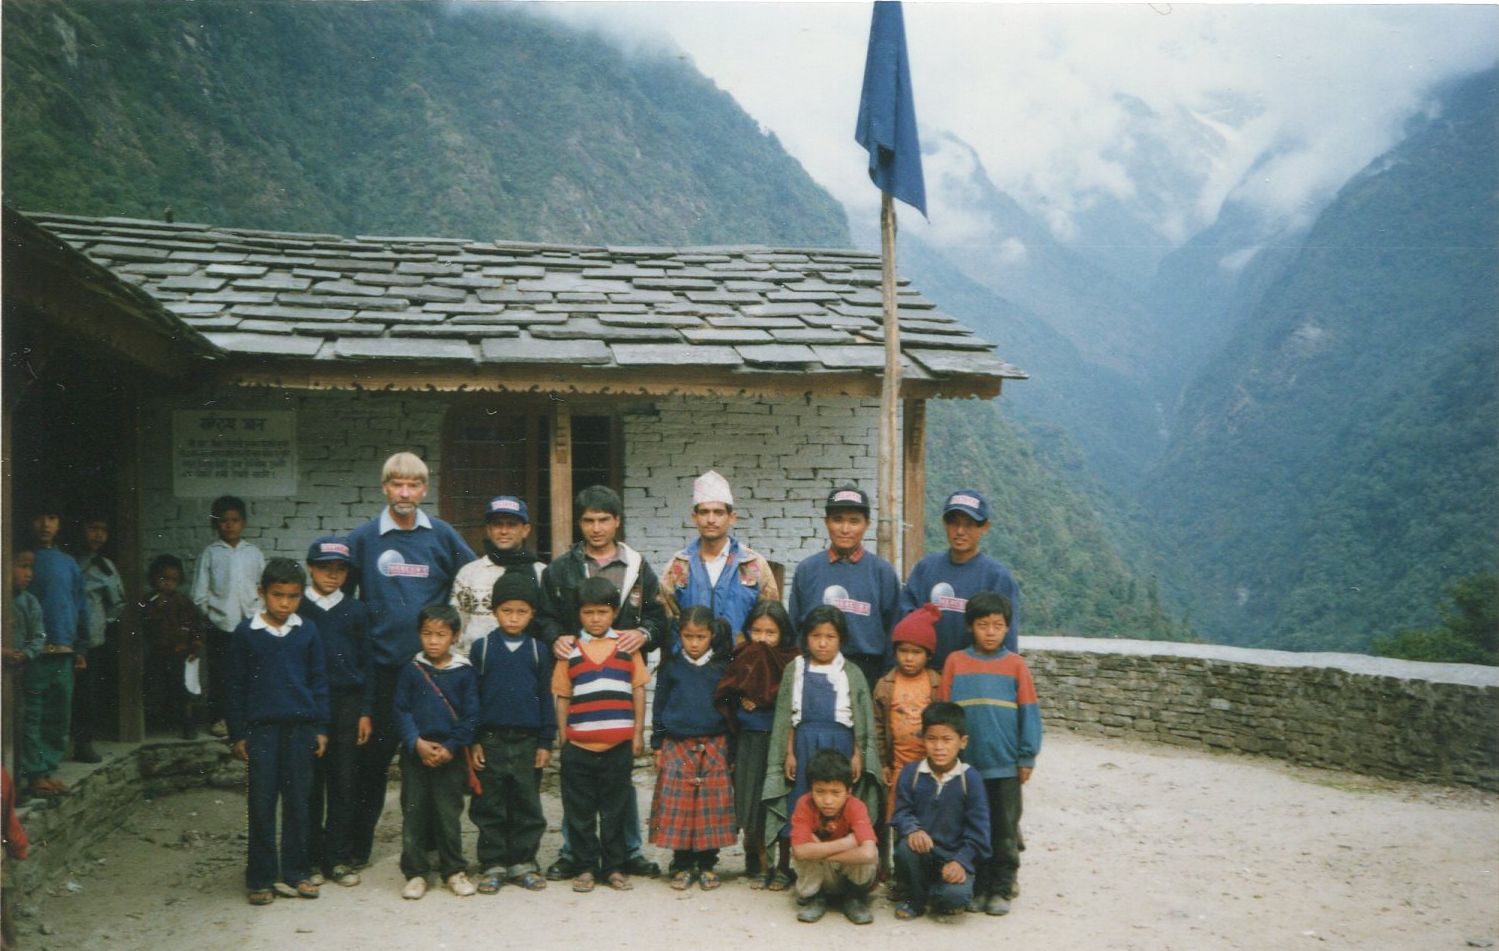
[650,607,736,890]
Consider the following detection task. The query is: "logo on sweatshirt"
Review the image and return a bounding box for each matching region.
[930,582,967,613]
[821,584,871,617]
[377,549,430,579]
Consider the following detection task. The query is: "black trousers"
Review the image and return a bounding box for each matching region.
[309,688,364,873]
[560,742,633,877]
[982,777,1023,893]
[349,664,402,865]
[469,728,547,873]
[399,749,467,879]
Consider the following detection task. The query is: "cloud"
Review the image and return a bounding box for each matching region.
[527,2,1498,247]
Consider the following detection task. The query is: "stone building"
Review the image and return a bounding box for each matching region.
[3,208,1021,741]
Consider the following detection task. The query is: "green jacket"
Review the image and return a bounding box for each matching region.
[761,655,884,847]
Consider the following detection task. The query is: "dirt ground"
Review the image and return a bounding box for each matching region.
[14,730,1497,951]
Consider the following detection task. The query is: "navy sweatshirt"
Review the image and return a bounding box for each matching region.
[393,655,478,756]
[227,615,330,742]
[651,653,730,749]
[347,510,475,668]
[889,760,992,874]
[788,547,900,659]
[299,593,376,717]
[901,551,1022,667]
[469,629,557,748]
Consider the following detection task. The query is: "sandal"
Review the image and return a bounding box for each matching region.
[605,872,633,891]
[767,870,794,892]
[247,889,274,906]
[571,872,596,893]
[698,870,722,891]
[294,880,320,899]
[512,871,547,891]
[670,869,695,891]
[894,900,922,920]
[477,871,503,895]
[746,871,770,890]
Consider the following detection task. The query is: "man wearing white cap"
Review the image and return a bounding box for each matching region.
[660,470,778,651]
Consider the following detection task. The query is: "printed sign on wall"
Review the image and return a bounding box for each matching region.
[172,410,298,497]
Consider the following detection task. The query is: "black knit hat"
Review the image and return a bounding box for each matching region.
[490,570,540,610]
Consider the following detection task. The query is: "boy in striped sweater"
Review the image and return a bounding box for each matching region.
[939,592,1041,916]
[550,576,649,893]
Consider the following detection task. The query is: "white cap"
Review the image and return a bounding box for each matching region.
[692,470,734,508]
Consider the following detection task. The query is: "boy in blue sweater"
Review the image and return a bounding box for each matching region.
[467,572,555,894]
[787,484,900,692]
[227,558,329,906]
[890,702,991,920]
[21,505,89,799]
[394,604,478,900]
[299,538,374,888]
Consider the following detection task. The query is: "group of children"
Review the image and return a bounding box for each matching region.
[8,484,1042,926]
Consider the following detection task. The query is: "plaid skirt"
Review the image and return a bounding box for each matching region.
[649,735,737,851]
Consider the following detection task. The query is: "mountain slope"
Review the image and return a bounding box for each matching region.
[1,0,848,246]
[1139,68,1499,650]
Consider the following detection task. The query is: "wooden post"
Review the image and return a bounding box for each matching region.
[876,192,902,568]
[549,402,573,558]
[114,383,145,742]
[902,398,927,573]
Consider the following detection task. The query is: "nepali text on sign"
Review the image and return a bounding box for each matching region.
[172,410,298,497]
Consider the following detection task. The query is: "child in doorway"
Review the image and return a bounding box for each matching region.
[468,572,555,894]
[299,538,374,888]
[713,600,799,888]
[762,605,882,903]
[394,604,478,900]
[873,604,942,880]
[649,606,735,890]
[141,554,207,737]
[20,504,88,799]
[227,558,329,906]
[193,495,265,738]
[889,702,991,920]
[787,749,879,925]
[940,592,1041,915]
[7,546,45,795]
[72,514,125,763]
[551,576,649,894]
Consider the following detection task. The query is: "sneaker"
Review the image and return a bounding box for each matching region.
[308,873,325,886]
[331,865,361,887]
[545,858,578,881]
[966,887,987,914]
[446,872,476,897]
[294,880,320,899]
[71,743,102,764]
[402,876,428,900]
[620,854,660,878]
[843,894,874,925]
[796,894,829,923]
[894,900,922,920]
[984,892,1011,916]
[209,720,229,738]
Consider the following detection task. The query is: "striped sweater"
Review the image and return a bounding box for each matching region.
[551,634,648,750]
[939,647,1041,779]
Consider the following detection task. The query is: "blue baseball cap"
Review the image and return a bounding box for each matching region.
[483,495,530,524]
[306,536,354,565]
[942,489,990,524]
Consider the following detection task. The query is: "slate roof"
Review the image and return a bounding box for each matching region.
[26,212,1025,389]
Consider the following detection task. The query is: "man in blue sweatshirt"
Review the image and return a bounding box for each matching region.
[901,489,1022,668]
[345,452,474,869]
[788,484,900,690]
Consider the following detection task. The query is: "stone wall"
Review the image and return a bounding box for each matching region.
[1025,636,1499,790]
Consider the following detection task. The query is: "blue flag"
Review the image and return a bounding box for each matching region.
[855,1,926,217]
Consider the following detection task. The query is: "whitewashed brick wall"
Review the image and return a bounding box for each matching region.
[137,388,891,585]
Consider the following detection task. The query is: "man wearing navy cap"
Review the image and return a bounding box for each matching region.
[450,496,546,652]
[900,489,1022,669]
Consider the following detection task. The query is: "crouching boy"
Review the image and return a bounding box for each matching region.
[889,702,990,919]
[789,749,878,925]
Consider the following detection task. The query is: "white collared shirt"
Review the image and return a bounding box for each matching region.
[916,758,970,795]
[685,648,715,667]
[304,586,344,611]
[192,539,266,631]
[379,507,433,535]
[249,612,303,638]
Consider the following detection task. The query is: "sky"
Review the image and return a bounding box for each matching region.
[532,2,1498,248]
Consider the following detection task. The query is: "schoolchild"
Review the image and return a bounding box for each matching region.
[787,484,899,691]
[786,749,879,925]
[140,555,207,737]
[650,606,735,890]
[227,558,329,906]
[20,504,88,798]
[762,605,882,897]
[889,702,991,920]
[467,571,555,894]
[71,515,125,763]
[394,604,478,900]
[298,538,374,888]
[7,546,49,797]
[872,604,943,878]
[193,495,266,738]
[940,592,1041,915]
[713,600,799,888]
[450,495,546,652]
[550,576,650,894]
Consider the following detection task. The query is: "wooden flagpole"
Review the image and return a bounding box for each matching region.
[877,191,901,568]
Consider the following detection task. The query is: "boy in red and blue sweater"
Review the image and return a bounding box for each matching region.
[939,591,1041,916]
[227,558,329,906]
[550,576,649,894]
